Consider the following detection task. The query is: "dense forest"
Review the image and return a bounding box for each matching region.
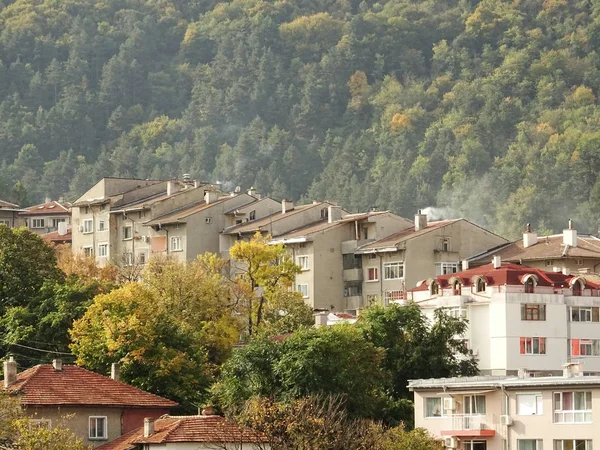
[1,0,600,237]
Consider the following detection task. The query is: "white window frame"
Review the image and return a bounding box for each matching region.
[517,393,543,416]
[88,416,107,440]
[83,246,93,258]
[98,243,108,258]
[31,218,45,229]
[124,252,133,266]
[553,391,592,424]
[383,262,404,280]
[436,262,459,275]
[554,440,593,450]
[170,236,182,252]
[297,284,309,298]
[384,290,404,305]
[83,219,93,234]
[366,267,379,282]
[138,252,147,265]
[424,397,442,418]
[518,440,543,450]
[97,220,107,232]
[51,218,65,228]
[444,307,467,319]
[0,220,10,226]
[463,395,486,415]
[122,225,133,240]
[297,256,309,271]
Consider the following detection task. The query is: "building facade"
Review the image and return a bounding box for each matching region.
[406,261,600,375]
[355,213,508,305]
[19,199,71,235]
[0,200,24,228]
[409,366,598,450]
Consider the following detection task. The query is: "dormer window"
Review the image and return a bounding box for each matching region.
[472,276,487,293]
[320,208,328,219]
[430,281,440,296]
[524,278,535,294]
[453,281,462,295]
[571,277,586,296]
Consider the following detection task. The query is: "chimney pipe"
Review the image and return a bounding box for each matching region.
[461,260,469,271]
[414,210,427,232]
[111,363,120,382]
[492,255,501,269]
[314,312,328,327]
[143,418,155,438]
[201,407,214,416]
[563,220,578,247]
[3,357,17,388]
[44,197,51,204]
[523,223,538,248]
[52,359,63,371]
[328,206,342,224]
[281,200,294,214]
[205,190,219,204]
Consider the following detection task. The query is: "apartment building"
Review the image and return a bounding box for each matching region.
[469,221,600,275]
[355,213,508,305]
[0,200,24,228]
[409,365,597,450]
[406,260,600,375]
[19,199,71,235]
[72,177,247,266]
[269,207,413,312]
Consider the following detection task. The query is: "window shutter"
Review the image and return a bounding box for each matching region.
[572,339,580,356]
[520,337,526,354]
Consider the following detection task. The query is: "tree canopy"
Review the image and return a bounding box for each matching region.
[2,0,600,236]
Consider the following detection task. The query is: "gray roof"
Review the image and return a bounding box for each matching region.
[408,374,600,390]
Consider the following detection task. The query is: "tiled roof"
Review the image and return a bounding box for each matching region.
[407,262,600,292]
[144,198,229,226]
[222,203,323,235]
[97,415,267,449]
[0,200,20,209]
[3,365,177,408]
[41,229,72,243]
[20,201,71,216]
[356,220,458,251]
[468,234,600,264]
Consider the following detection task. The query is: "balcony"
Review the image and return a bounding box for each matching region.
[345,295,363,310]
[343,268,363,282]
[341,240,359,254]
[441,415,496,437]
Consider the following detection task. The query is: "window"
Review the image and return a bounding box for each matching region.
[124,252,133,266]
[0,220,10,226]
[343,254,362,269]
[444,307,467,319]
[122,226,132,240]
[82,219,93,233]
[430,281,440,295]
[546,260,554,267]
[554,440,592,450]
[297,284,309,298]
[524,278,535,293]
[249,210,256,220]
[82,206,90,215]
[464,442,487,450]
[553,392,592,423]
[476,278,486,293]
[367,253,376,259]
[521,304,546,321]
[205,217,212,224]
[463,395,486,414]
[31,218,45,228]
[367,267,378,282]
[569,339,600,357]
[138,252,146,265]
[170,236,182,252]
[452,281,462,295]
[576,259,584,266]
[425,398,442,417]
[441,238,450,252]
[89,416,107,440]
[297,256,309,271]
[83,246,93,257]
[517,394,543,415]
[518,440,543,450]
[51,218,65,228]
[520,337,546,355]
[98,244,108,257]
[436,262,459,275]
[98,220,106,232]
[571,307,600,322]
[366,294,378,304]
[384,262,404,280]
[384,290,404,304]
[362,225,369,240]
[138,210,145,219]
[320,208,328,219]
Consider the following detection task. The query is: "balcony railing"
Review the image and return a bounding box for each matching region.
[441,414,496,437]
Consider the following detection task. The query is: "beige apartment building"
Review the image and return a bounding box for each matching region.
[469,221,600,275]
[0,200,24,228]
[355,213,508,305]
[269,207,413,312]
[19,199,71,235]
[410,365,597,450]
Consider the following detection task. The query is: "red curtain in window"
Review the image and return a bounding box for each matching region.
[572,339,580,356]
[520,337,526,354]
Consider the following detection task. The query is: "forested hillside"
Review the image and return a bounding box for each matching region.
[2,0,600,237]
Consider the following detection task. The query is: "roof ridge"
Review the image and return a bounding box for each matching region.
[13,365,42,390]
[160,418,184,443]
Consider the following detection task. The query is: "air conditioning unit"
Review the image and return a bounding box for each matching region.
[500,415,513,426]
[444,437,457,448]
[443,397,455,411]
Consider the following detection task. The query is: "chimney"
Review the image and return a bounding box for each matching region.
[58,196,65,204]
[167,180,181,197]
[3,357,17,388]
[204,190,219,204]
[182,173,191,184]
[492,255,501,269]
[111,363,120,382]
[201,407,214,416]
[414,210,427,231]
[143,418,155,438]
[281,200,294,214]
[314,312,328,327]
[462,260,469,271]
[563,219,578,247]
[44,197,51,204]
[523,223,538,248]
[52,359,63,371]
[563,362,583,378]
[57,222,68,236]
[247,187,259,198]
[328,206,342,223]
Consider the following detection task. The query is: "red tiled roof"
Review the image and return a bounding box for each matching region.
[3,365,178,408]
[20,201,71,216]
[357,220,458,251]
[41,229,72,243]
[407,263,600,291]
[97,415,267,450]
[0,200,19,209]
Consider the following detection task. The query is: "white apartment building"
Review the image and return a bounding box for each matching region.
[406,260,600,375]
[19,199,71,235]
[409,365,598,450]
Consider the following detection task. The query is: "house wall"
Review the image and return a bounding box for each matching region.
[21,213,71,235]
[513,258,600,276]
[0,210,21,227]
[121,408,172,434]
[224,198,280,228]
